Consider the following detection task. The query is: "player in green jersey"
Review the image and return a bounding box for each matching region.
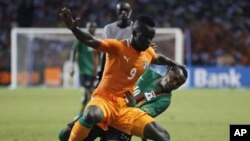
[126,65,187,118]
[69,21,99,115]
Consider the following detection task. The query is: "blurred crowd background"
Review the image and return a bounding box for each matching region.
[0,0,250,85]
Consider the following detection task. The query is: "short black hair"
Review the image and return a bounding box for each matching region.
[117,0,129,6]
[117,0,129,4]
[134,15,155,27]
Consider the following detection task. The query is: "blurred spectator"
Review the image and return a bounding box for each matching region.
[17,0,34,27]
[0,0,250,79]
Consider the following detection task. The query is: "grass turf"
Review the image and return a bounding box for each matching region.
[0,88,250,141]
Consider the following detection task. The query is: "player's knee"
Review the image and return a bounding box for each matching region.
[58,126,71,141]
[144,122,170,141]
[58,118,80,141]
[160,130,170,141]
[83,105,104,124]
[155,130,170,141]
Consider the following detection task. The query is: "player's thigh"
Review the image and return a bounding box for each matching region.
[86,95,113,130]
[113,107,155,137]
[131,112,155,137]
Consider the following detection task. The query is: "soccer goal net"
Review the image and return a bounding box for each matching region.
[10,28,184,89]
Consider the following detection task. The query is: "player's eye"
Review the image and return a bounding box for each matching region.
[119,8,129,14]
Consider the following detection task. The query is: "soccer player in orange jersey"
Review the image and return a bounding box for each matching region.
[60,7,184,141]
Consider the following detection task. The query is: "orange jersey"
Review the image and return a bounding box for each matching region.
[94,39,158,97]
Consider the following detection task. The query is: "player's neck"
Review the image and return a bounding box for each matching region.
[117,20,131,28]
[128,38,142,54]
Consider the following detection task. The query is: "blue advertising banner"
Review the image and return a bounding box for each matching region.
[188,67,250,88]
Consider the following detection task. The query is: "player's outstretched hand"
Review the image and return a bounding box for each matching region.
[125,91,137,107]
[60,7,79,30]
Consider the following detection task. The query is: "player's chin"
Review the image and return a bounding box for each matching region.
[140,44,150,51]
[120,16,129,20]
[169,85,179,91]
[138,47,147,51]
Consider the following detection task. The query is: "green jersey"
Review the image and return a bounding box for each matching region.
[134,68,172,118]
[74,40,95,76]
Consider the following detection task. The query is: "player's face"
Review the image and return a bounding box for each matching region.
[159,67,186,91]
[116,3,132,22]
[132,22,155,51]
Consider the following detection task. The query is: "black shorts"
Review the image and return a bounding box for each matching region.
[85,125,132,141]
[79,74,96,88]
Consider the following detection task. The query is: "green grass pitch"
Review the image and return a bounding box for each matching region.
[0,88,250,141]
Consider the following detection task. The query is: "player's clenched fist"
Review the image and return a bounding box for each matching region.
[60,7,79,30]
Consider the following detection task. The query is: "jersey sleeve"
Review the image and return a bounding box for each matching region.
[147,47,158,61]
[96,39,122,55]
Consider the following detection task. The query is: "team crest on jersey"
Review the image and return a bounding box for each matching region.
[143,61,149,69]
[145,91,156,101]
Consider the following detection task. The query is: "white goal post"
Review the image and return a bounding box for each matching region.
[10,27,184,89]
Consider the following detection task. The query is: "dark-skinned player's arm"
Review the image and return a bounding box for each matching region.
[152,54,177,66]
[60,7,100,49]
[125,91,137,107]
[125,88,167,108]
[152,54,186,69]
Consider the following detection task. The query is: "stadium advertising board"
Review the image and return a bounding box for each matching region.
[188,67,250,88]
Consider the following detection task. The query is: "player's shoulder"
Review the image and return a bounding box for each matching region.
[143,68,161,78]
[147,46,155,51]
[98,39,126,54]
[104,21,118,29]
[145,47,157,55]
[102,38,121,42]
[101,38,125,46]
